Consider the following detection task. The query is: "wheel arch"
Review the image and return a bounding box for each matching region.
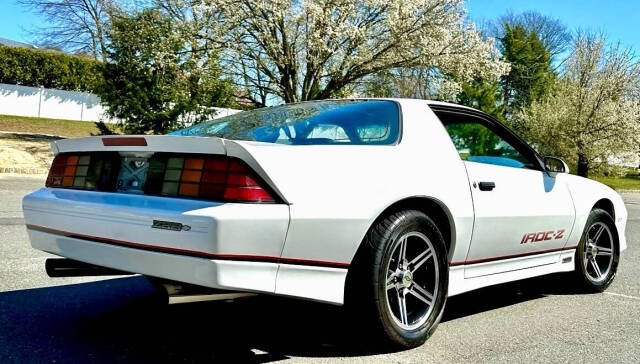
[593,198,615,220]
[344,195,455,314]
[591,198,620,251]
[362,196,456,262]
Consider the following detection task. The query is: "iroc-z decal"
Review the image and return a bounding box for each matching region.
[520,229,564,244]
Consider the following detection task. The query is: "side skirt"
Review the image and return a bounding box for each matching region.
[448,249,576,297]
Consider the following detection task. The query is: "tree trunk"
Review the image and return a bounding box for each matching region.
[577,153,589,177]
[91,36,98,60]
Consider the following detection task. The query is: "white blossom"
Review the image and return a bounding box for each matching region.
[164,0,509,104]
[518,33,640,176]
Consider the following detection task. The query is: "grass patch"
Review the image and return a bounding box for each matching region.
[593,175,640,191]
[0,114,117,138]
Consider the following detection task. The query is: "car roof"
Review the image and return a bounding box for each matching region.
[264,98,480,114]
[422,99,479,112]
[308,97,480,112]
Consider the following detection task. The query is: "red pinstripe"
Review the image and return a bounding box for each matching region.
[449,245,578,267]
[26,224,350,268]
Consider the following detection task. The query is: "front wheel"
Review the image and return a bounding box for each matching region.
[345,210,448,348]
[573,208,620,292]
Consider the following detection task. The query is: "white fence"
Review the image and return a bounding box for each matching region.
[0,83,111,122]
[0,83,241,123]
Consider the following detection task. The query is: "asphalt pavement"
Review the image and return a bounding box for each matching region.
[1,174,639,363]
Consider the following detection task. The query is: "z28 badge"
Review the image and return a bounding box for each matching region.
[152,220,191,232]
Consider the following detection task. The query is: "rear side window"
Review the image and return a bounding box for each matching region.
[171,100,400,145]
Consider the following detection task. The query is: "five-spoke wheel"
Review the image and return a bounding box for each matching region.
[385,232,439,330]
[583,222,614,283]
[574,208,619,291]
[345,210,448,348]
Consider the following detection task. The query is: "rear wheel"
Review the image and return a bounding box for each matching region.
[346,210,448,348]
[573,208,619,292]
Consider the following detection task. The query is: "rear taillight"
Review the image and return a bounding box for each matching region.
[223,160,275,202]
[46,154,91,188]
[46,153,277,203]
[156,156,275,203]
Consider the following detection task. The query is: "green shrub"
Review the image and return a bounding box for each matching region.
[0,45,103,92]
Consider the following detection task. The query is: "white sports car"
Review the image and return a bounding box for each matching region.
[23,99,627,347]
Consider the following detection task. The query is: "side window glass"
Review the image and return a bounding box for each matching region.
[444,121,535,169]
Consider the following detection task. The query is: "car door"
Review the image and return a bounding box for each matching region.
[434,108,575,278]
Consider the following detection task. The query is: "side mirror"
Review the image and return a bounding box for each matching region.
[544,156,568,174]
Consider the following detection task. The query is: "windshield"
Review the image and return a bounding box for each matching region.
[170,100,400,145]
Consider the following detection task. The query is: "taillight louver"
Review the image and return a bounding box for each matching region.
[159,156,275,203]
[46,155,91,188]
[160,157,227,198]
[47,153,276,203]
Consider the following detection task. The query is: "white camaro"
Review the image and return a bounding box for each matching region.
[23,99,627,347]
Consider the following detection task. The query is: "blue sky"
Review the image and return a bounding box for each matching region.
[466,0,640,50]
[0,1,40,43]
[0,0,639,51]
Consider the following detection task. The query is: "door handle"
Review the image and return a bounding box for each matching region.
[478,181,496,191]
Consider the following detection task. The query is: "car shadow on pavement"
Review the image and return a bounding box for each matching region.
[0,273,593,363]
[441,272,592,323]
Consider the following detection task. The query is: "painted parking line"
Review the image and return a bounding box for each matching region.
[604,292,640,301]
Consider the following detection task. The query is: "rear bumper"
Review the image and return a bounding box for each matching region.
[22,188,349,304]
[22,187,288,295]
[27,227,279,293]
[27,227,348,304]
[23,188,290,258]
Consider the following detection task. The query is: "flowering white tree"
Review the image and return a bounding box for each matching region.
[159,0,508,105]
[518,33,640,177]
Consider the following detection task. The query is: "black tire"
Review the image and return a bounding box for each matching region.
[345,210,448,348]
[573,208,620,292]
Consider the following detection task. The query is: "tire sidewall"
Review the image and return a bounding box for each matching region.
[373,211,448,346]
[575,209,620,291]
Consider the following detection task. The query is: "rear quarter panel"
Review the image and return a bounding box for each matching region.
[235,99,475,266]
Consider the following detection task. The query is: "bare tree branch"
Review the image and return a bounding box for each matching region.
[18,0,118,60]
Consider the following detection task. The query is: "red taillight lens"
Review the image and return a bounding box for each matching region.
[158,156,275,203]
[223,160,275,202]
[224,186,274,202]
[46,154,91,188]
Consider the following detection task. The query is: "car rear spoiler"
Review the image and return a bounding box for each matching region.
[51,135,227,155]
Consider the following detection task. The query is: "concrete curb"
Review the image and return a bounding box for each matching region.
[0,130,65,139]
[0,167,48,175]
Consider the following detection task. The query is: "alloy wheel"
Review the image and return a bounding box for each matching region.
[583,222,614,283]
[385,232,439,330]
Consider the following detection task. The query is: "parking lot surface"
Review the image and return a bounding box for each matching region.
[1,174,639,363]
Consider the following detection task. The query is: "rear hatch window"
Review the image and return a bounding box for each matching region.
[170,100,400,145]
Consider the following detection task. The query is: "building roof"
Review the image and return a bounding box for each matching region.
[0,37,38,49]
